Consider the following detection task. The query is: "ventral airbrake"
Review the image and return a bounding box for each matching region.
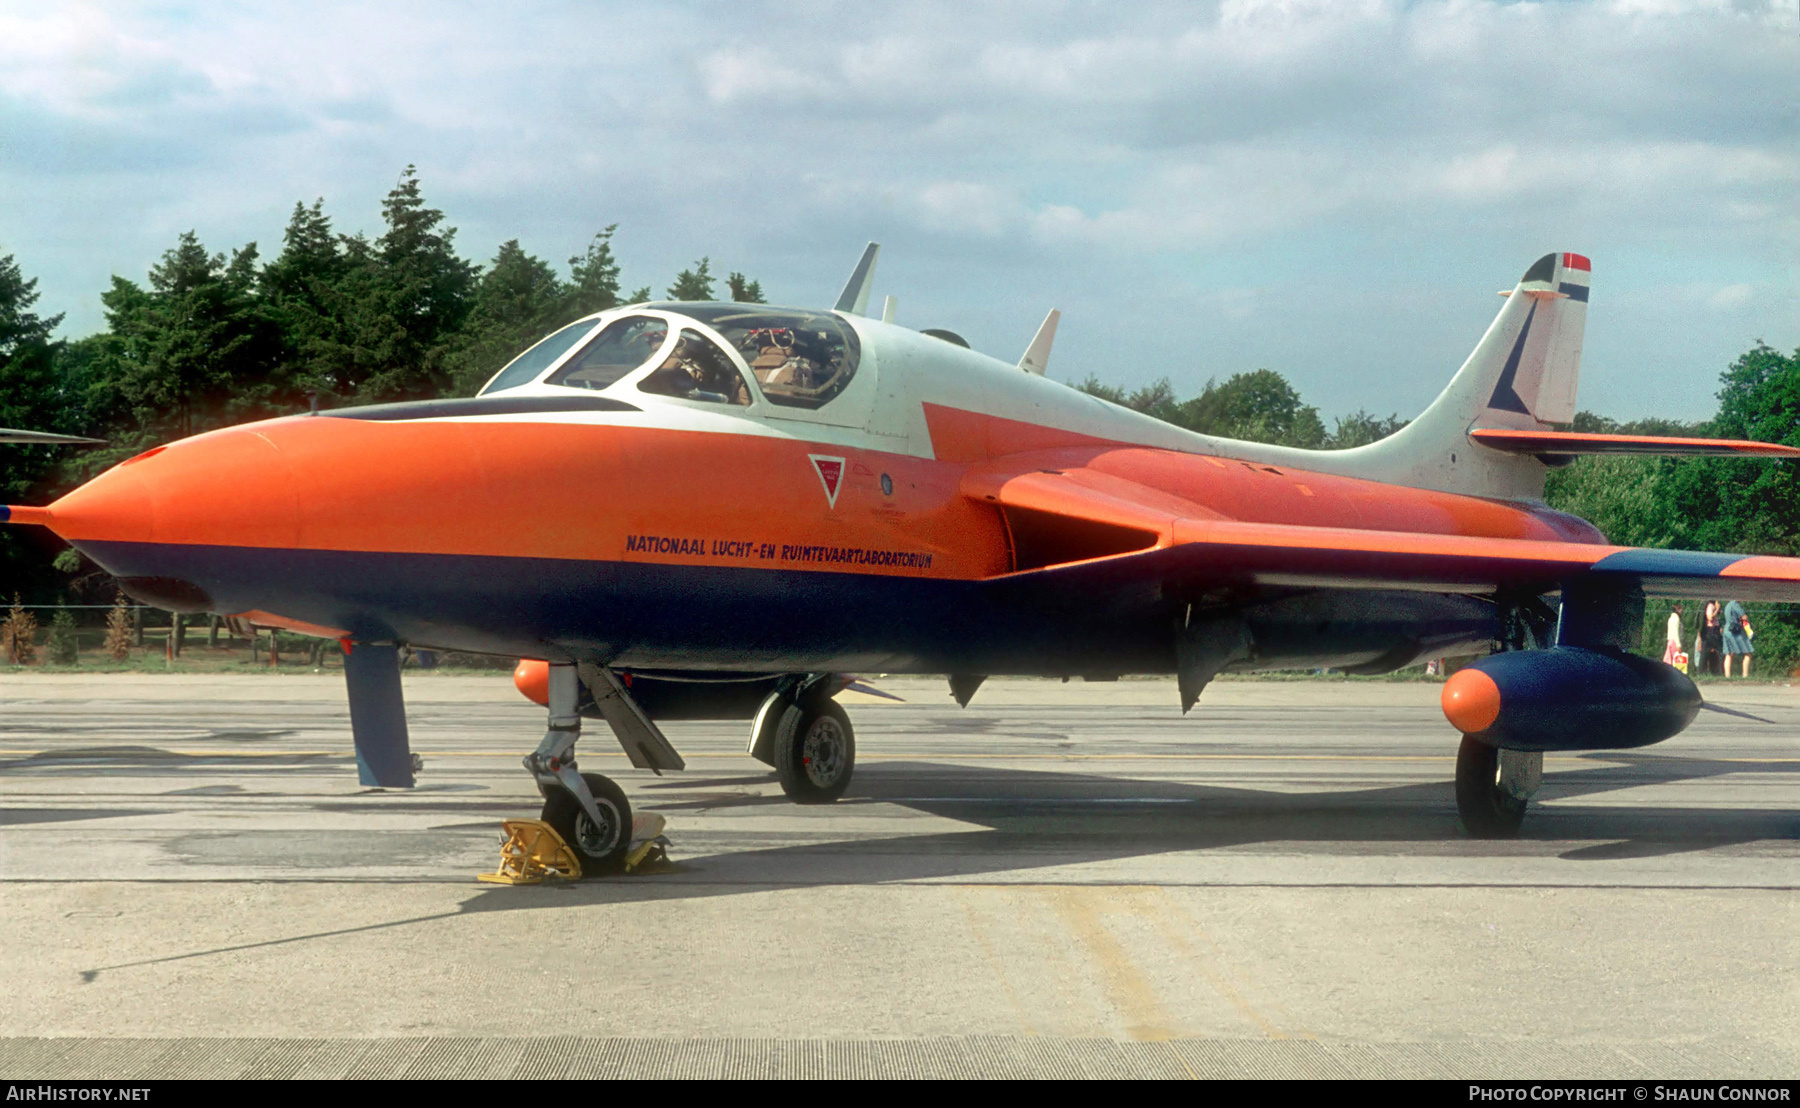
[9,246,1799,869]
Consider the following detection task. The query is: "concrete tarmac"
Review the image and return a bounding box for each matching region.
[2,672,1797,1079]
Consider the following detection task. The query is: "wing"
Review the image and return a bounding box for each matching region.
[967,466,1800,601]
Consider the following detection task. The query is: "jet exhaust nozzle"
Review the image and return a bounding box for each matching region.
[1442,646,1700,751]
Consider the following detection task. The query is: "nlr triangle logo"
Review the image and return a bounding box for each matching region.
[809,454,846,508]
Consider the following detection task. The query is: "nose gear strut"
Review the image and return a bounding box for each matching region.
[522,662,611,833]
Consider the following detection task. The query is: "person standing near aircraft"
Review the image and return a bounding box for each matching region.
[1663,603,1683,667]
[1698,600,1724,677]
[1722,599,1753,678]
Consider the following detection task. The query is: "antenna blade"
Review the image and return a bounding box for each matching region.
[881,295,897,324]
[834,242,880,315]
[1017,309,1061,375]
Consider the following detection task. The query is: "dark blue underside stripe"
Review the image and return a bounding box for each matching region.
[71,540,1493,675]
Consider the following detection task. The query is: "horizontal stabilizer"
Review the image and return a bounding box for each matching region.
[1470,428,1800,458]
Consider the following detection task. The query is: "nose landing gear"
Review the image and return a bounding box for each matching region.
[540,771,633,871]
[523,662,638,873]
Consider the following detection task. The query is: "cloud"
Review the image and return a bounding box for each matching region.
[0,0,1794,423]
[1708,283,1755,311]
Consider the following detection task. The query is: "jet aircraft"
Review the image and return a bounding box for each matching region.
[7,245,1799,870]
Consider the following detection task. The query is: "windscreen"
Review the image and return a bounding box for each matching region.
[546,316,671,391]
[478,318,599,395]
[656,304,860,410]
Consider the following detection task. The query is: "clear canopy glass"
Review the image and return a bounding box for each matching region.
[478,318,599,395]
[653,304,860,410]
[546,316,672,391]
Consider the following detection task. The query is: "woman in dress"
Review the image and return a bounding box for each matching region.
[1699,600,1725,677]
[1721,598,1753,678]
[1663,603,1684,667]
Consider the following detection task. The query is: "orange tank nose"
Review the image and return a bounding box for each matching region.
[1442,668,1502,734]
[513,659,550,706]
[46,428,298,549]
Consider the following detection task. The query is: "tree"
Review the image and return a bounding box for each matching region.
[726,271,765,304]
[0,253,72,486]
[567,227,623,317]
[2,594,37,664]
[336,166,480,403]
[1327,410,1407,449]
[0,253,80,598]
[1076,369,1326,447]
[46,605,77,665]
[102,595,132,661]
[667,257,715,301]
[448,240,572,395]
[88,231,283,442]
[262,199,351,402]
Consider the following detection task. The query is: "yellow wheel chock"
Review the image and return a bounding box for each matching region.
[478,818,582,884]
[623,812,669,872]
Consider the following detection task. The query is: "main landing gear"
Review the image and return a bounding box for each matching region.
[1454,735,1542,839]
[749,676,857,804]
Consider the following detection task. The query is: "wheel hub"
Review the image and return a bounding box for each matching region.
[802,717,846,787]
[573,799,622,855]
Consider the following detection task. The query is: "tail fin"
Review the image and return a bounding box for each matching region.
[1318,252,1591,500]
[1478,252,1589,426]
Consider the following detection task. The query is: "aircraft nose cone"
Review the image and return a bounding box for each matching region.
[1442,668,1502,734]
[49,428,299,550]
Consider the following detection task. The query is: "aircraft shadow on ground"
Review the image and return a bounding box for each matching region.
[445,750,1800,916]
[67,749,1800,982]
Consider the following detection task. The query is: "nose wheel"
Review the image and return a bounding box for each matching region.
[774,698,856,804]
[541,771,634,872]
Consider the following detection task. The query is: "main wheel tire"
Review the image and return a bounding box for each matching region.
[541,771,633,874]
[1455,734,1527,839]
[774,698,855,804]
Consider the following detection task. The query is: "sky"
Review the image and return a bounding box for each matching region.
[0,0,1794,424]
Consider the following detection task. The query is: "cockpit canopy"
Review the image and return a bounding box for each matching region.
[476,303,861,411]
[650,304,859,410]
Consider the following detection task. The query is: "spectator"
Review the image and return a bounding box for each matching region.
[1697,600,1724,677]
[1721,599,1753,678]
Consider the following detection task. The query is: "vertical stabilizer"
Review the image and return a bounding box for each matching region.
[1480,252,1589,427]
[835,242,880,315]
[1286,252,1593,501]
[1018,309,1060,375]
